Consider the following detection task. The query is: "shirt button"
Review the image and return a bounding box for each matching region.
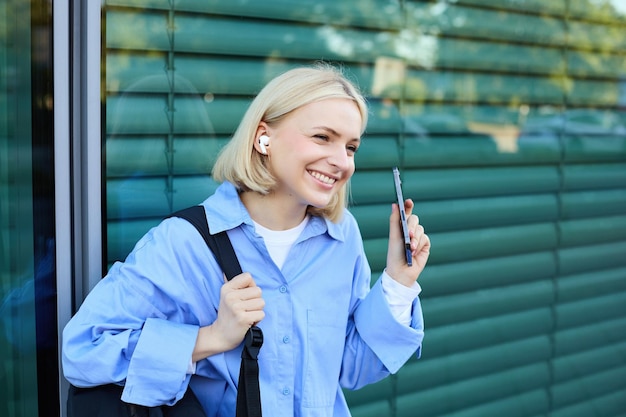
[282,388,290,396]
[282,336,290,344]
[279,285,287,293]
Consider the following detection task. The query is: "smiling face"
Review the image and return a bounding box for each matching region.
[259,98,363,212]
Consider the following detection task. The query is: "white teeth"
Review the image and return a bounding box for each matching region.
[309,171,336,184]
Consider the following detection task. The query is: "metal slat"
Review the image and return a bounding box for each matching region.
[422,280,554,327]
[423,308,553,357]
[396,336,551,393]
[418,252,557,297]
[395,363,550,417]
[406,3,567,46]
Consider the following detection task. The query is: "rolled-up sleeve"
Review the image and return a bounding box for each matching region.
[122,318,199,406]
[62,218,221,406]
[353,278,424,374]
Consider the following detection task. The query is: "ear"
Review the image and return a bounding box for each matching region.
[253,123,271,155]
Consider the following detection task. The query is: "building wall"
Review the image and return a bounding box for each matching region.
[2,1,626,416]
[102,1,626,416]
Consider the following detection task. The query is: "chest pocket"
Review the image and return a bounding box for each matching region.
[302,309,346,408]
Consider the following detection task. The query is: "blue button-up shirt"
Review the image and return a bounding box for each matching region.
[62,182,424,417]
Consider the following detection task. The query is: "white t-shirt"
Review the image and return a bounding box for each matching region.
[253,216,421,326]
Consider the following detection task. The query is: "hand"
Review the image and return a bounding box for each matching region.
[385,199,431,287]
[215,273,265,347]
[193,273,265,361]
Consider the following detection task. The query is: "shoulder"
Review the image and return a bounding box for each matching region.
[126,215,209,263]
[201,182,250,233]
[322,208,363,243]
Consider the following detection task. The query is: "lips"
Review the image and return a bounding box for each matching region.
[308,170,336,185]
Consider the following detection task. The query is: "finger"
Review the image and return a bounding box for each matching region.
[414,233,431,266]
[403,198,415,217]
[239,297,265,312]
[388,202,401,240]
[407,213,420,231]
[233,299,265,326]
[222,285,263,308]
[224,272,256,289]
[411,225,426,252]
[234,285,263,302]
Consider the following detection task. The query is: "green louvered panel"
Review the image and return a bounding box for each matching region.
[568,81,625,106]
[559,241,626,275]
[107,176,218,219]
[406,2,567,46]
[107,96,400,137]
[107,219,158,262]
[107,96,247,134]
[107,12,397,62]
[428,223,557,264]
[347,401,394,417]
[402,166,560,199]
[456,0,567,15]
[562,163,626,189]
[107,55,291,94]
[404,71,566,104]
[554,340,626,382]
[419,252,556,298]
[107,0,405,30]
[434,391,548,417]
[396,363,550,417]
[422,280,554,327]
[558,266,626,301]
[423,38,565,74]
[351,194,558,239]
[568,20,626,51]
[397,336,551,393]
[557,291,626,330]
[103,1,626,416]
[341,377,393,415]
[567,50,626,78]
[354,136,401,169]
[107,137,229,177]
[553,366,626,411]
[401,135,561,167]
[107,176,219,259]
[560,215,626,246]
[550,391,626,417]
[564,138,626,162]
[423,306,554,357]
[570,1,626,23]
[556,316,626,356]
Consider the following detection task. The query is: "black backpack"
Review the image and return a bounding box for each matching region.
[67,206,263,417]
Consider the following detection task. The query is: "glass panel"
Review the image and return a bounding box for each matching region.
[0,1,58,416]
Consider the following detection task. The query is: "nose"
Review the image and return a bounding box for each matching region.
[327,143,352,171]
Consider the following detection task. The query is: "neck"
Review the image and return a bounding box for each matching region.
[240,190,308,231]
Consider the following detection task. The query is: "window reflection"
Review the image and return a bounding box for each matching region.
[0,0,57,416]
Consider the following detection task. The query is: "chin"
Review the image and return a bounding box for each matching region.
[306,195,333,210]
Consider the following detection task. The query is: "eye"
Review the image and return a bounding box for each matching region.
[314,134,329,141]
[347,144,359,155]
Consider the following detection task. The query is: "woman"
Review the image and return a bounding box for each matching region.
[63,64,431,417]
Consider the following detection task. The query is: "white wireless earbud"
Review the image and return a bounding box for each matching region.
[258,135,270,154]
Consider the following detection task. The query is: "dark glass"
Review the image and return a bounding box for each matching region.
[0,0,58,416]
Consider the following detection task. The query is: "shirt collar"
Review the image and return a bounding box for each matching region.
[201,181,345,242]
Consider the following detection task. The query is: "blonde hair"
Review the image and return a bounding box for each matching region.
[212,64,368,222]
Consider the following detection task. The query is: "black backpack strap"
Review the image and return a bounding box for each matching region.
[168,205,242,280]
[168,205,264,417]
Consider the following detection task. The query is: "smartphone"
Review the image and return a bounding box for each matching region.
[392,167,412,266]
